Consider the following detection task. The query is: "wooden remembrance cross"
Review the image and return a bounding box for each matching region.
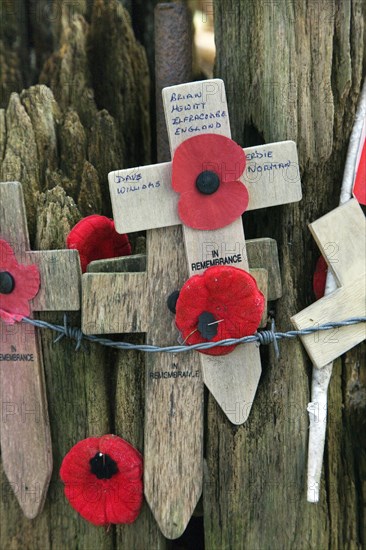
[0,181,81,518]
[82,79,302,537]
[292,198,366,367]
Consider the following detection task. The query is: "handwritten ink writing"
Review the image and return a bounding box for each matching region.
[246,150,273,161]
[246,161,291,173]
[117,181,160,194]
[114,173,142,184]
[174,121,222,136]
[170,91,202,101]
[171,102,206,113]
[172,111,227,124]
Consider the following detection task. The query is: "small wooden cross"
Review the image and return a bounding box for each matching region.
[108,79,302,423]
[291,198,366,367]
[0,181,81,518]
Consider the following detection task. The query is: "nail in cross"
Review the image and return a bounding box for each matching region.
[108,79,302,421]
[0,182,81,518]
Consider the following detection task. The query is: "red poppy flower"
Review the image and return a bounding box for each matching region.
[175,266,265,356]
[172,134,248,230]
[313,256,328,299]
[60,434,143,526]
[67,215,131,273]
[0,239,40,324]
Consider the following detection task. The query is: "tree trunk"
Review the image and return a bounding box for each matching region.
[0,1,365,549]
[205,1,365,549]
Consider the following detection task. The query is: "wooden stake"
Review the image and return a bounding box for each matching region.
[0,181,81,518]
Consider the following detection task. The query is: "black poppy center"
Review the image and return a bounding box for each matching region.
[197,311,218,340]
[0,271,15,294]
[195,170,220,195]
[90,452,118,480]
[167,290,180,314]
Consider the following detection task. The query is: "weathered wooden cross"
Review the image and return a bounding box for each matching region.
[291,198,366,366]
[0,181,81,518]
[82,79,301,537]
[109,79,302,420]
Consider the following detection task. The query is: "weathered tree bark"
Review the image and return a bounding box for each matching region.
[0,1,165,548]
[1,0,365,549]
[205,1,366,549]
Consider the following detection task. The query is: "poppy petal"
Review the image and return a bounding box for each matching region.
[104,479,143,524]
[67,215,131,273]
[100,435,143,480]
[64,482,108,525]
[176,266,265,356]
[172,134,246,192]
[177,181,249,230]
[0,239,40,324]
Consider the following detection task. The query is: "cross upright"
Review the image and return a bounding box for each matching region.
[0,181,81,518]
[291,198,366,367]
[108,79,302,423]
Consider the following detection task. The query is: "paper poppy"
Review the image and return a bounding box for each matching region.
[172,134,248,230]
[0,239,40,324]
[175,266,265,356]
[60,434,143,526]
[67,215,131,273]
[313,256,328,299]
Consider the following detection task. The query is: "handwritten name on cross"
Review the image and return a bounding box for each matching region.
[0,181,81,518]
[108,79,302,423]
[291,198,366,367]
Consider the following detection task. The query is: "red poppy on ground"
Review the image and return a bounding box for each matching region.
[0,239,40,324]
[175,266,265,356]
[313,256,328,300]
[60,434,143,526]
[67,215,131,273]
[172,134,248,230]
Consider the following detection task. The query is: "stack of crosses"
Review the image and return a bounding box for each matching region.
[82,79,302,538]
[0,182,81,518]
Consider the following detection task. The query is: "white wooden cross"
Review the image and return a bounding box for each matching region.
[108,79,302,423]
[291,198,365,502]
[291,198,366,367]
[0,181,81,518]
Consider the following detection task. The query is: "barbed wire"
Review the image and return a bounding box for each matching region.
[21,315,366,355]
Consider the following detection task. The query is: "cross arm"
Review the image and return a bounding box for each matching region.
[308,198,366,286]
[26,250,81,311]
[109,142,302,235]
[82,272,148,334]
